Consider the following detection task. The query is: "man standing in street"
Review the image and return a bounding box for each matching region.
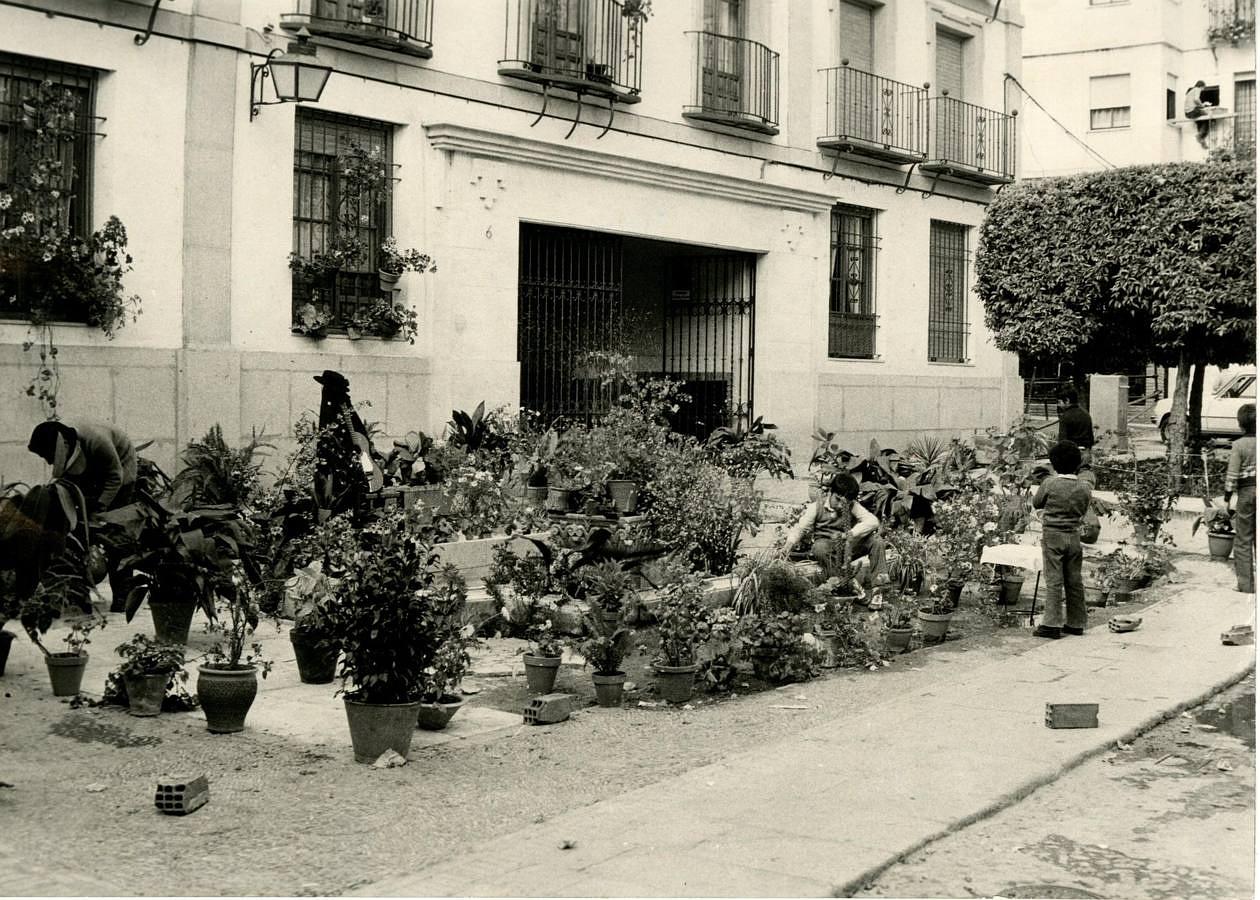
[1225,403,1255,594]
[1057,388,1095,465]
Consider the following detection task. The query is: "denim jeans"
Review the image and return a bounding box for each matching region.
[1235,483,1255,593]
[1041,528,1085,629]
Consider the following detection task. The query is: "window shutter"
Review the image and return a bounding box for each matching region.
[839,2,874,72]
[935,30,965,99]
[1089,74,1130,109]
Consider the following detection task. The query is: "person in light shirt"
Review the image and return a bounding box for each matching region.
[781,472,885,592]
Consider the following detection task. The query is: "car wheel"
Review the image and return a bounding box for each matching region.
[1158,415,1170,444]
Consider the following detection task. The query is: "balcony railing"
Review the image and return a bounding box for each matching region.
[682,32,779,135]
[818,63,927,163]
[922,95,1016,185]
[1207,0,1255,45]
[280,0,434,58]
[828,312,878,360]
[499,0,643,102]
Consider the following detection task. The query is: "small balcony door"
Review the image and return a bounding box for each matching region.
[838,1,877,142]
[702,0,744,113]
[532,0,585,77]
[935,28,966,160]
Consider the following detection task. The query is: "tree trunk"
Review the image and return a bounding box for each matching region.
[1167,351,1192,488]
[1187,363,1206,452]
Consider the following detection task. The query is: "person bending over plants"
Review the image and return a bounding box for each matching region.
[779,473,885,590]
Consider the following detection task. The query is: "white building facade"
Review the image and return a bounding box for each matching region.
[0,0,1026,482]
[1020,0,1255,177]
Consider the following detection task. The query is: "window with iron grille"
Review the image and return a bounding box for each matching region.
[828,204,879,359]
[1235,78,1255,160]
[291,109,392,329]
[0,53,99,322]
[928,220,969,364]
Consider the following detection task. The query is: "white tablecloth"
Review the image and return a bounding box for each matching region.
[980,543,1044,573]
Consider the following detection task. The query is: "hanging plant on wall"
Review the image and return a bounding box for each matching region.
[0,80,141,418]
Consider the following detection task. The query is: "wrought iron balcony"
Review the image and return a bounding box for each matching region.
[499,0,644,103]
[682,32,779,135]
[1207,0,1255,45]
[921,95,1016,186]
[818,63,927,164]
[828,312,878,360]
[280,0,434,58]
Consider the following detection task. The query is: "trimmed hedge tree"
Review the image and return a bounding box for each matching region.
[976,161,1256,482]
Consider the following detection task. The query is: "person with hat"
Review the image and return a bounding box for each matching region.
[313,369,381,520]
[27,419,138,610]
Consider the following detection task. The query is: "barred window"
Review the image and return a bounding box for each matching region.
[0,52,100,322]
[291,109,392,329]
[1235,79,1255,161]
[828,204,879,359]
[928,220,969,364]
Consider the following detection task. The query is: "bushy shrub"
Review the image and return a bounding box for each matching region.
[738,611,820,683]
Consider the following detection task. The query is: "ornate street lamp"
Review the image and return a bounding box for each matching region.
[249,28,332,121]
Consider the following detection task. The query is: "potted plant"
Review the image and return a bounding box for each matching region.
[1113,462,1177,544]
[284,561,340,685]
[377,237,435,293]
[197,576,272,734]
[416,626,478,730]
[113,634,187,717]
[108,498,253,644]
[995,566,1026,605]
[652,572,711,704]
[917,583,955,642]
[704,415,794,482]
[292,300,333,339]
[38,606,106,698]
[328,508,450,763]
[521,620,564,693]
[520,429,560,505]
[580,560,635,629]
[885,527,928,597]
[577,617,633,707]
[882,597,915,654]
[1193,503,1235,560]
[738,610,820,684]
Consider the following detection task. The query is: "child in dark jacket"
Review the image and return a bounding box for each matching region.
[1031,441,1092,638]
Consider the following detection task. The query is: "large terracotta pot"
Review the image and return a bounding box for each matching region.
[45,652,88,697]
[653,663,697,704]
[416,694,464,731]
[150,601,195,645]
[123,672,170,716]
[592,671,627,707]
[917,609,953,642]
[523,653,562,693]
[343,697,422,764]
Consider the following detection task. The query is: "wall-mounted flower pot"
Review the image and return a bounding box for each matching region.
[416,694,464,731]
[378,269,401,292]
[123,672,169,717]
[606,479,641,514]
[653,662,697,704]
[150,600,195,645]
[197,664,259,734]
[1208,532,1235,560]
[523,653,562,693]
[45,652,89,696]
[592,671,627,707]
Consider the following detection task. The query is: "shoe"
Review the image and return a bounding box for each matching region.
[1033,625,1062,639]
[1062,626,1084,636]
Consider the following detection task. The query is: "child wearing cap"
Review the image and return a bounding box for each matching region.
[1031,441,1092,639]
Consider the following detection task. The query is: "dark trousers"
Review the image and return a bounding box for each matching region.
[1041,528,1086,629]
[1235,484,1255,593]
[812,532,886,589]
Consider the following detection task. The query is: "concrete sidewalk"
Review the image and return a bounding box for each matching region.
[359,574,1255,898]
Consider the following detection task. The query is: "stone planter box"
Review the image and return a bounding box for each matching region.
[546,513,664,559]
[435,532,548,587]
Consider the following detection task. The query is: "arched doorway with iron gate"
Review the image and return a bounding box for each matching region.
[517,223,756,435]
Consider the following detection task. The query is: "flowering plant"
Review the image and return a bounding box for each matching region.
[654,570,712,666]
[929,488,1002,582]
[442,465,519,539]
[348,299,418,343]
[526,620,563,658]
[418,625,478,703]
[378,237,436,276]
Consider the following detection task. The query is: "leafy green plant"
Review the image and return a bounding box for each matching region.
[526,620,563,658]
[1193,502,1235,537]
[579,560,635,614]
[1112,458,1177,539]
[378,237,436,276]
[884,526,928,595]
[348,298,418,343]
[813,601,884,669]
[442,465,521,539]
[448,402,511,456]
[577,619,632,675]
[654,570,711,667]
[881,596,915,630]
[704,416,794,480]
[114,633,186,679]
[418,626,478,703]
[738,611,821,683]
[171,425,272,508]
[292,300,333,338]
[327,507,452,703]
[204,578,273,675]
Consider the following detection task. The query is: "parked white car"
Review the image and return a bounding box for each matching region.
[1151,369,1256,442]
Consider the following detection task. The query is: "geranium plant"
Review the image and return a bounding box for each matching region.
[378,237,435,277]
[526,620,563,658]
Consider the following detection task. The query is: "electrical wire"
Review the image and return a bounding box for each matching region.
[1005,73,1117,169]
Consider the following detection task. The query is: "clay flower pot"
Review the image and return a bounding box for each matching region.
[592,671,627,707]
[344,697,421,764]
[45,652,89,697]
[123,672,169,717]
[652,662,697,704]
[416,694,464,731]
[196,664,259,734]
[523,653,562,693]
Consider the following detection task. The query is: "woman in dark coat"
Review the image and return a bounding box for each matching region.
[313,370,378,520]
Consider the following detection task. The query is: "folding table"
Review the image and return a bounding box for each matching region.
[980,543,1044,625]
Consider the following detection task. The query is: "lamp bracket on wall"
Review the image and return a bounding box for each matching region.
[249,49,286,121]
[894,162,919,194]
[134,0,168,46]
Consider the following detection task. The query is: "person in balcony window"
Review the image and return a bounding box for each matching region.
[780,472,886,595]
[1185,80,1213,147]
